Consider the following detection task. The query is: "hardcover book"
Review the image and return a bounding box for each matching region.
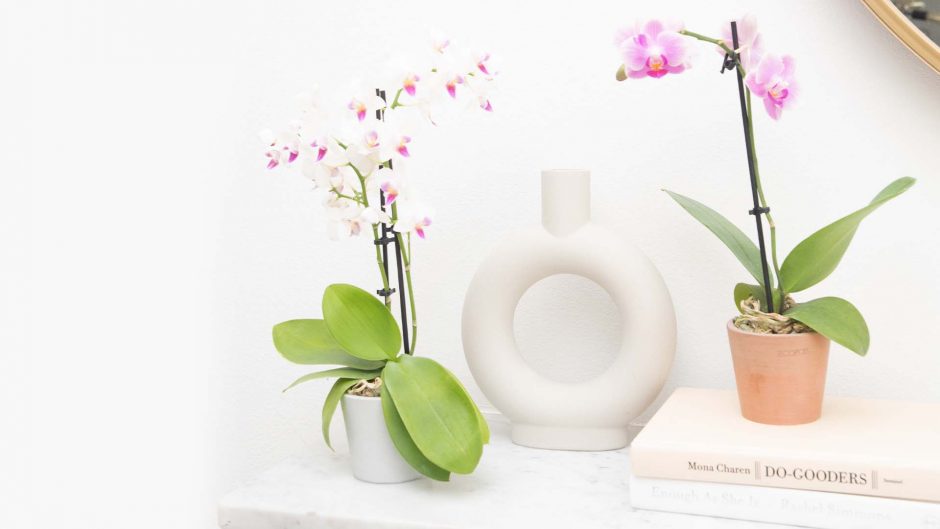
[630,476,940,529]
[630,388,940,502]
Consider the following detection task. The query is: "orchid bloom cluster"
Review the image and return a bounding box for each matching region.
[261,37,496,241]
[614,15,798,120]
[262,37,496,355]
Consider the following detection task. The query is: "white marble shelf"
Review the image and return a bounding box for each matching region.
[219,418,785,529]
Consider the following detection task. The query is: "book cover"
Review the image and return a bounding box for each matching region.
[630,388,940,502]
[630,475,940,529]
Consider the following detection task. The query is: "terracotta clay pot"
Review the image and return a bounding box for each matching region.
[726,320,830,425]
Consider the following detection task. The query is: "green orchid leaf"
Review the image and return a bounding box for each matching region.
[381,387,451,481]
[733,283,782,314]
[784,297,870,356]
[472,398,490,445]
[273,319,385,370]
[382,356,484,474]
[448,372,490,444]
[322,377,360,450]
[781,177,915,293]
[322,283,401,361]
[664,190,766,286]
[283,367,383,393]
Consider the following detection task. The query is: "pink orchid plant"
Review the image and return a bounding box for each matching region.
[615,16,914,354]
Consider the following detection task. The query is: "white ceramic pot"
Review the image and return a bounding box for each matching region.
[462,169,676,451]
[340,394,420,484]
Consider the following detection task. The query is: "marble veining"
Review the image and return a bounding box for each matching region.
[218,417,784,529]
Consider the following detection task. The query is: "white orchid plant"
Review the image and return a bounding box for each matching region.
[262,38,496,481]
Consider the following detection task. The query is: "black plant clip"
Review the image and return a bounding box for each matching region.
[720,53,736,74]
[749,206,770,216]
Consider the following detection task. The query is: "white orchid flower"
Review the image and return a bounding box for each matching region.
[262,35,499,246]
[324,201,389,240]
[346,85,387,123]
[374,166,409,206]
[394,201,434,239]
[259,128,300,169]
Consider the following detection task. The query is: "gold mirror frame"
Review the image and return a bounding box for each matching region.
[861,0,940,73]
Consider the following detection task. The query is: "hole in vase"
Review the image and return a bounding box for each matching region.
[512,274,622,384]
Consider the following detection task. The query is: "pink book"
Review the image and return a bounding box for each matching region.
[630,388,940,502]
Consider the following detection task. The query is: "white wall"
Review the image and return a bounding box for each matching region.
[4,1,938,528]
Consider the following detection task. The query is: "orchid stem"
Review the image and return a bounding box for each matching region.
[389,88,405,109]
[349,162,393,308]
[679,29,745,76]
[395,231,418,355]
[389,201,417,354]
[744,90,784,302]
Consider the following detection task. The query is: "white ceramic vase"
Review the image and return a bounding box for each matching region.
[462,169,676,451]
[341,394,420,484]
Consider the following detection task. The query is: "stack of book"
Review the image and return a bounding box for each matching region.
[629,388,940,529]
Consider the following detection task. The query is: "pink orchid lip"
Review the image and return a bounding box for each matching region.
[446,82,457,98]
[403,74,420,96]
[415,227,425,239]
[348,100,368,122]
[316,146,327,161]
[380,182,398,204]
[287,150,298,163]
[645,56,669,78]
[481,99,493,112]
[397,145,410,157]
[769,85,789,103]
[265,151,279,169]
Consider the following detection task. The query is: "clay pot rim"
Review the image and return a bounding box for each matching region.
[726,319,823,338]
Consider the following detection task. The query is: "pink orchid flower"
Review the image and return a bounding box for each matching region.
[615,20,690,79]
[745,54,798,120]
[719,15,763,69]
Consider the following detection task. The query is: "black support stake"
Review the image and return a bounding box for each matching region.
[374,88,411,354]
[728,21,775,313]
